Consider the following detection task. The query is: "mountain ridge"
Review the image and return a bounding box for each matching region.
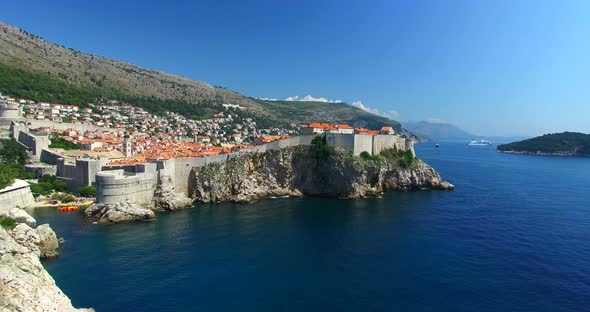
[402,120,473,141]
[0,21,401,131]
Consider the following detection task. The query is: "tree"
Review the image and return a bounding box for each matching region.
[310,135,334,159]
[78,186,96,197]
[48,136,80,150]
[0,138,29,165]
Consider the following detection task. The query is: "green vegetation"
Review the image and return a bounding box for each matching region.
[78,186,96,197]
[119,95,214,120]
[0,63,103,107]
[0,163,36,189]
[29,174,68,196]
[310,136,335,159]
[0,63,216,117]
[359,151,381,162]
[254,99,403,131]
[0,138,29,165]
[380,148,418,169]
[49,136,80,150]
[497,132,590,155]
[0,139,36,189]
[0,217,17,230]
[50,192,76,202]
[1,22,412,134]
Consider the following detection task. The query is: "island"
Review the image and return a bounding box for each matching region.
[497,132,590,156]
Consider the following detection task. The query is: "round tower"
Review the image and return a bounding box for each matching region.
[0,103,21,119]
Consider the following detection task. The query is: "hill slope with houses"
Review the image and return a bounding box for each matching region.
[0,21,402,131]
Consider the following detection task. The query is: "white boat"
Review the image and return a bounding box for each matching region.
[468,139,492,146]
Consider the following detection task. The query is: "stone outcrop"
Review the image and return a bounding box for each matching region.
[84,199,156,224]
[189,146,453,203]
[35,223,60,259]
[154,171,193,211]
[0,207,37,227]
[0,211,93,311]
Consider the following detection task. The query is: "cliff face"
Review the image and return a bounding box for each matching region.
[188,146,453,203]
[0,209,93,311]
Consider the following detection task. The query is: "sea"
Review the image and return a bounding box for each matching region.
[34,142,590,311]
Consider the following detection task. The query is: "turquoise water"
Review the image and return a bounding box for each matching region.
[35,143,590,311]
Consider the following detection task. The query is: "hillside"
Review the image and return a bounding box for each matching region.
[0,21,401,130]
[497,132,590,156]
[254,99,402,131]
[402,121,473,141]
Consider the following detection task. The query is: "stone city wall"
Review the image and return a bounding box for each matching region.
[94,134,415,202]
[372,135,407,155]
[40,148,62,165]
[26,120,111,132]
[354,135,374,156]
[17,130,49,157]
[172,154,229,195]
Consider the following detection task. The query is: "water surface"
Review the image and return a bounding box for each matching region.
[36,142,590,311]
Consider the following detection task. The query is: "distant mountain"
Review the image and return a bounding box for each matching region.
[0,21,401,130]
[402,121,474,141]
[497,132,590,156]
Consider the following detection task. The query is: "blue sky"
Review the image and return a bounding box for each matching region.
[2,0,589,136]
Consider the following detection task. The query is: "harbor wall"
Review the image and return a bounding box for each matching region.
[0,180,35,210]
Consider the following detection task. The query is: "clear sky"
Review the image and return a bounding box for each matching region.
[2,0,589,136]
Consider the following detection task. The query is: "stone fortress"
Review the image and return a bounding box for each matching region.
[3,118,414,209]
[0,96,24,138]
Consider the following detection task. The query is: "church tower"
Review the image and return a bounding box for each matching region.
[123,134,133,158]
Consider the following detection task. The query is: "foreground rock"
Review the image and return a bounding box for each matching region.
[189,146,454,203]
[0,207,37,227]
[84,199,156,224]
[1,222,93,311]
[35,224,60,259]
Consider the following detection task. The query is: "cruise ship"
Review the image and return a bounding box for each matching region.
[468,139,492,146]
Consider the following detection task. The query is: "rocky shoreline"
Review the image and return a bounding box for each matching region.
[83,146,453,223]
[498,149,588,157]
[0,208,93,311]
[189,146,453,203]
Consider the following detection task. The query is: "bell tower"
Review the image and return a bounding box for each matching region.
[123,134,133,158]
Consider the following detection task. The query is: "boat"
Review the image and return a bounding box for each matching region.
[435,144,440,148]
[468,139,492,146]
[58,206,78,212]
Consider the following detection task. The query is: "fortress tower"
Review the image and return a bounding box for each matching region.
[0,103,21,119]
[0,102,23,138]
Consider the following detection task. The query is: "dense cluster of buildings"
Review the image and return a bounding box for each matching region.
[1,91,413,204]
[0,93,300,144]
[302,122,396,136]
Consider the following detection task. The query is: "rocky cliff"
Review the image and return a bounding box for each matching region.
[189,146,453,203]
[84,200,156,224]
[0,209,93,311]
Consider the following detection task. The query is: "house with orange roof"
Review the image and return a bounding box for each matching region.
[334,124,354,134]
[354,127,370,134]
[380,126,395,135]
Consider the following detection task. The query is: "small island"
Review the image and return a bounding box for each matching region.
[497,132,590,156]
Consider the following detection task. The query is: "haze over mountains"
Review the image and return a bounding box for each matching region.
[402,120,474,141]
[0,21,403,131]
[402,120,529,142]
